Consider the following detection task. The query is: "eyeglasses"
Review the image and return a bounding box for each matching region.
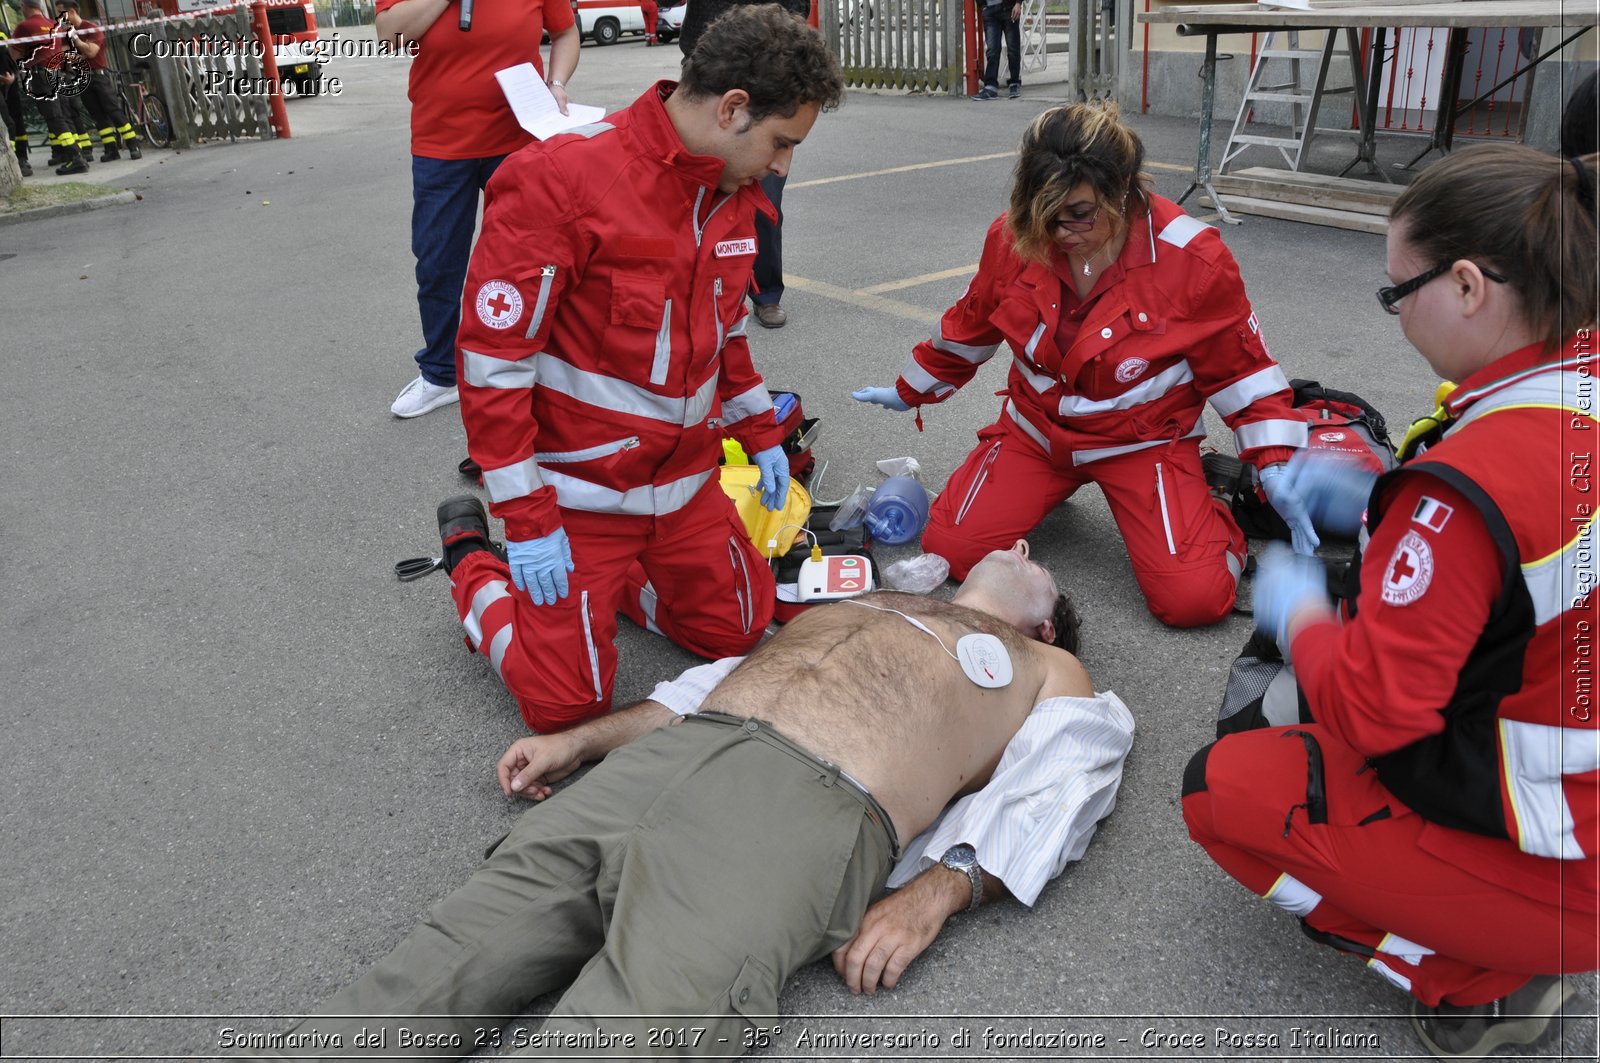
[1377,261,1508,315]
[1051,203,1102,233]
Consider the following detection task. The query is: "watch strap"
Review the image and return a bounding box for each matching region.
[941,844,983,913]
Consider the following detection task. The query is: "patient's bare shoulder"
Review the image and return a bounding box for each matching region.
[1031,641,1094,702]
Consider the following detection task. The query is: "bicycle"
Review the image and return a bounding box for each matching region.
[112,67,173,149]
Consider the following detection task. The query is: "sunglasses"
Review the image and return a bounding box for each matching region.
[1051,203,1102,233]
[1377,261,1508,315]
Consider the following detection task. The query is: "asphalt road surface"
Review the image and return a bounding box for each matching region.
[2,25,1594,1063]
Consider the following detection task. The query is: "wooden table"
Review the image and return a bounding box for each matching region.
[1136,2,1598,222]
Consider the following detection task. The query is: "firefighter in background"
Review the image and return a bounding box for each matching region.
[430,7,844,733]
[854,103,1315,628]
[56,0,140,161]
[1184,144,1598,1061]
[8,0,88,174]
[0,28,29,176]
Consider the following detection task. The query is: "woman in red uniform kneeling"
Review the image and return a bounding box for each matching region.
[853,103,1316,628]
[1183,143,1599,1060]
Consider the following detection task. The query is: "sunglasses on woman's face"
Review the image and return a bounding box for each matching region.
[1051,203,1102,233]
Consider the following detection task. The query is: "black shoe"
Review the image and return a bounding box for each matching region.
[1411,976,1575,1060]
[54,156,89,175]
[18,158,32,177]
[1009,83,1021,99]
[126,143,141,160]
[971,85,999,101]
[437,495,496,573]
[99,145,120,162]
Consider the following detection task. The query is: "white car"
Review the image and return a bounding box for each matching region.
[573,1,645,46]
[658,3,687,43]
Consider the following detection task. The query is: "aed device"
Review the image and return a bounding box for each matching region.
[796,554,874,602]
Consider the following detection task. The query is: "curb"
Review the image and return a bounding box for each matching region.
[0,189,138,227]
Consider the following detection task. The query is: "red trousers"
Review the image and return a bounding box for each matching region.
[1182,725,1598,1006]
[922,417,1245,627]
[450,481,773,731]
[640,0,658,37]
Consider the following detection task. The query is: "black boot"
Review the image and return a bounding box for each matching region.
[54,151,88,175]
[437,495,498,573]
[99,144,120,162]
[126,141,141,160]
[16,153,31,177]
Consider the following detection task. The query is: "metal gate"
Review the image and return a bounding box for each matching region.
[821,0,965,95]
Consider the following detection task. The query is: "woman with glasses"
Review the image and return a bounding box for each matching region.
[854,103,1314,628]
[1184,143,1598,1061]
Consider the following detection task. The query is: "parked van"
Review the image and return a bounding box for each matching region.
[572,1,645,46]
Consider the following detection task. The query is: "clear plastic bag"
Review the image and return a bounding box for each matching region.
[875,456,922,479]
[883,553,950,594]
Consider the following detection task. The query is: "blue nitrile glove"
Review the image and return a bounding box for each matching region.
[752,444,789,512]
[505,528,575,605]
[1259,463,1319,556]
[1253,542,1331,656]
[1280,449,1378,539]
[852,386,911,412]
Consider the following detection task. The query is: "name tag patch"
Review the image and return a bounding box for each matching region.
[714,238,757,258]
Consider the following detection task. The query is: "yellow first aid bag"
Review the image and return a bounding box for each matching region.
[719,464,812,558]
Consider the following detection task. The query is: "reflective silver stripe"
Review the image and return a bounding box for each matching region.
[487,625,513,682]
[1209,364,1290,417]
[465,579,511,650]
[931,324,1000,364]
[579,590,603,701]
[537,436,639,464]
[729,536,753,634]
[1157,213,1208,249]
[1004,402,1051,454]
[1263,873,1321,917]
[1059,361,1195,417]
[650,298,673,386]
[1234,418,1310,453]
[1011,354,1054,395]
[1451,367,1594,435]
[1376,933,1435,967]
[723,314,748,345]
[564,121,615,139]
[462,348,538,390]
[482,456,546,503]
[638,579,662,635]
[901,360,957,399]
[536,354,689,425]
[1450,357,1586,411]
[543,466,713,517]
[1225,547,1244,583]
[1155,462,1176,555]
[720,383,775,427]
[1024,321,1047,360]
[1072,412,1206,466]
[1500,718,1600,859]
[524,265,556,339]
[684,373,719,428]
[1524,520,1596,627]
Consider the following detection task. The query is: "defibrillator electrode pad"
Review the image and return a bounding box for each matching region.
[843,600,1013,689]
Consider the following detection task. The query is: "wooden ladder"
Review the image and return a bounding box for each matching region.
[1220,29,1366,174]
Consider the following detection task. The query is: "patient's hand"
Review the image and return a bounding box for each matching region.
[496,734,583,800]
[831,865,970,994]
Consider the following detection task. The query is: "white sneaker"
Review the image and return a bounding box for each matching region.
[390,375,460,418]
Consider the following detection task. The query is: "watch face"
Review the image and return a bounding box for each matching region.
[943,844,978,869]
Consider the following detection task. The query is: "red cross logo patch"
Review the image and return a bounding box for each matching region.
[474,279,523,331]
[1381,530,1434,606]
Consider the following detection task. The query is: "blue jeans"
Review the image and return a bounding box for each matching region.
[411,154,508,387]
[983,5,1021,90]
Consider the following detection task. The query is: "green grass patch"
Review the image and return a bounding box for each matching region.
[1,181,124,215]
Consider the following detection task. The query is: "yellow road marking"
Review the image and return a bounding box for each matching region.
[857,264,979,295]
[784,275,941,324]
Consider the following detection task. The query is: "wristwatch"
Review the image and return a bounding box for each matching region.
[940,843,983,913]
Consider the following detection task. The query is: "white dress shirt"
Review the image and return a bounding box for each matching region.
[646,657,1136,906]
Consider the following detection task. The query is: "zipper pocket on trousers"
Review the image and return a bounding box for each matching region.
[537,436,641,464]
[579,590,603,702]
[1155,461,1177,555]
[524,264,557,340]
[955,439,1004,526]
